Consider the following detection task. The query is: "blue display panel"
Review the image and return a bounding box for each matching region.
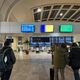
[32,37,50,42]
[30,36,73,47]
[53,37,59,43]
[65,36,73,43]
[30,36,51,46]
[51,36,73,44]
[21,24,35,32]
[59,37,64,43]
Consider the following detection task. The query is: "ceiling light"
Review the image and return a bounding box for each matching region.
[37,8,42,12]
[60,13,63,16]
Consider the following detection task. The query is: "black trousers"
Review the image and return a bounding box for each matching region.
[73,69,80,80]
[1,69,12,80]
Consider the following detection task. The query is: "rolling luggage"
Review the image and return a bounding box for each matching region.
[50,67,54,80]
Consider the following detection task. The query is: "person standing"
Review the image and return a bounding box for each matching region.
[0,39,16,80]
[69,43,80,80]
[54,43,68,80]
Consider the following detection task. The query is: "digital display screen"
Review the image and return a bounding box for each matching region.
[21,24,35,32]
[59,37,64,43]
[41,24,54,32]
[32,37,50,42]
[51,36,73,44]
[30,36,73,46]
[30,37,51,46]
[59,24,73,32]
[65,36,73,43]
[54,37,59,43]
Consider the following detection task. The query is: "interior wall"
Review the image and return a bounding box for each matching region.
[11,36,30,50]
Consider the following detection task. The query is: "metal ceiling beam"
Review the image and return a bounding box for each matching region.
[40,7,43,22]
[61,5,73,20]
[54,5,63,20]
[67,8,80,21]
[0,0,6,11]
[47,5,53,21]
[74,16,80,22]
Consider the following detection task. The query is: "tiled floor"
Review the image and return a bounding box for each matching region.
[10,51,75,80]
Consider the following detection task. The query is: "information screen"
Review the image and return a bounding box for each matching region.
[65,36,73,43]
[59,37,64,43]
[41,24,54,32]
[59,24,73,32]
[53,37,59,43]
[32,37,50,42]
[21,24,35,32]
[51,36,73,44]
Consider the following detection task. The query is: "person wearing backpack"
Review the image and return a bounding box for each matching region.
[69,43,80,80]
[0,39,16,80]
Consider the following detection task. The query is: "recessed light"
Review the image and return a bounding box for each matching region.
[60,13,63,16]
[37,8,42,12]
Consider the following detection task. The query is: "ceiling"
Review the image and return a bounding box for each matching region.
[1,0,80,23]
[33,4,80,22]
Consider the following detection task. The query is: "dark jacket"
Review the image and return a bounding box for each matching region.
[69,47,80,69]
[1,46,16,71]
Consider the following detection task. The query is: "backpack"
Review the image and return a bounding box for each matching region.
[0,48,9,72]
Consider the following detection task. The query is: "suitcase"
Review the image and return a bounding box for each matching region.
[50,68,54,80]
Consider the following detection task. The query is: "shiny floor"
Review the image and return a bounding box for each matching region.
[10,51,75,80]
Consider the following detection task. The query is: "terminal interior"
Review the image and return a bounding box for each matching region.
[0,0,80,80]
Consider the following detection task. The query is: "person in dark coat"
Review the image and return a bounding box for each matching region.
[69,43,80,80]
[1,39,16,80]
[54,43,68,80]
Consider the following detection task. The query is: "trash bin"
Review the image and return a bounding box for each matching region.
[50,67,54,80]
